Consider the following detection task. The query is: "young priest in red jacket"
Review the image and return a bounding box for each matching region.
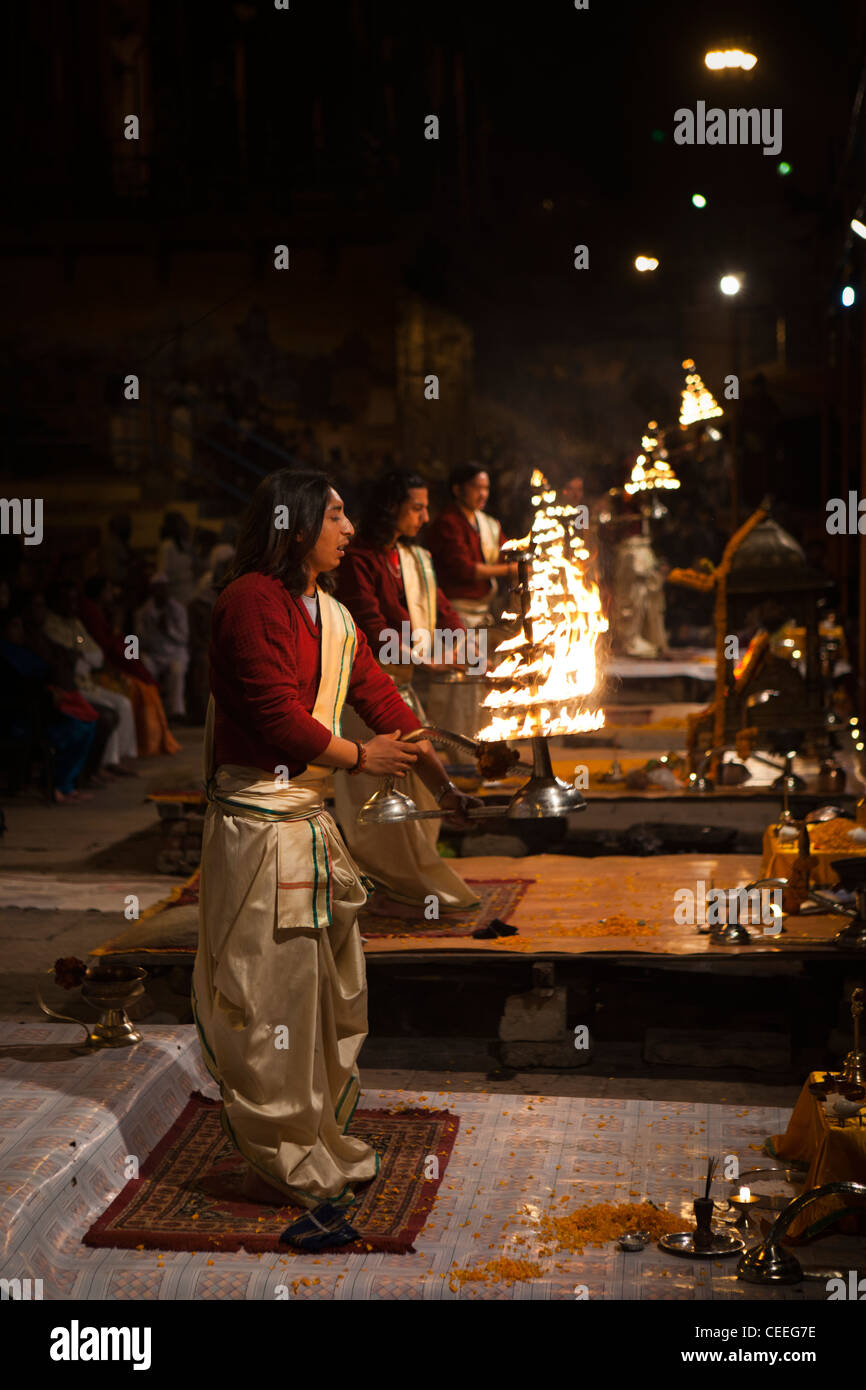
[194,468,474,1250]
[425,463,517,628]
[332,471,481,909]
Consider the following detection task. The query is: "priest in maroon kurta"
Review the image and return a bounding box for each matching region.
[331,471,481,909]
[424,465,514,622]
[193,470,475,1245]
[209,570,423,775]
[335,538,464,655]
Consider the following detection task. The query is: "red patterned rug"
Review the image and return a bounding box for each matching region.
[100,873,530,953]
[360,878,531,937]
[83,1092,459,1255]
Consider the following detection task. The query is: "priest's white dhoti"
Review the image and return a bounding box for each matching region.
[192,591,378,1207]
[333,693,481,910]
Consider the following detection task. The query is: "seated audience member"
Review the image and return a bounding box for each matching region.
[43,581,139,777]
[21,593,116,785]
[80,576,180,756]
[134,574,190,720]
[0,607,97,802]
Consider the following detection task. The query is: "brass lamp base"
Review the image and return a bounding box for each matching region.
[506,737,587,819]
[738,1241,803,1285]
[737,1181,866,1285]
[355,728,584,823]
[86,1012,143,1049]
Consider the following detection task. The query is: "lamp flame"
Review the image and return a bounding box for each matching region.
[624,422,682,495]
[476,470,607,741]
[679,359,723,428]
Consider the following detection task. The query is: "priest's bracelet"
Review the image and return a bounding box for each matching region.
[348,741,367,774]
[435,780,459,805]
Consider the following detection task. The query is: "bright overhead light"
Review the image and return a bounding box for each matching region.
[720,274,742,296]
[851,218,866,240]
[842,285,856,308]
[692,193,707,208]
[705,49,758,71]
[777,161,792,177]
[635,256,659,272]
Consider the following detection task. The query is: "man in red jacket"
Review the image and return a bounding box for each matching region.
[426,463,517,630]
[334,471,481,909]
[193,469,474,1249]
[424,464,518,746]
[335,471,465,657]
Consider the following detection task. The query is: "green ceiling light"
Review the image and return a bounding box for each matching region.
[691,193,707,208]
[651,128,665,143]
[777,161,792,176]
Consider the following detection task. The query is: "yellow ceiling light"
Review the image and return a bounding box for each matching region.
[705,49,757,71]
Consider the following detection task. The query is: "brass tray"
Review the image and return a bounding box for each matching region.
[658,1231,746,1259]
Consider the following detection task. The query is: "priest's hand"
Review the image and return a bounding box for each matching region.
[365,731,419,777]
[439,788,482,830]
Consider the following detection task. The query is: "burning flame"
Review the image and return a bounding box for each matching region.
[679,359,722,428]
[476,470,607,741]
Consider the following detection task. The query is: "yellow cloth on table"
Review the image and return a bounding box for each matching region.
[192,589,376,1207]
[768,1073,866,1239]
[760,823,866,888]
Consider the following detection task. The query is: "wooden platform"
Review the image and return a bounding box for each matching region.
[93,853,858,965]
[362,854,853,960]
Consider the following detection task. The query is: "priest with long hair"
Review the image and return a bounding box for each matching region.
[193,469,474,1249]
